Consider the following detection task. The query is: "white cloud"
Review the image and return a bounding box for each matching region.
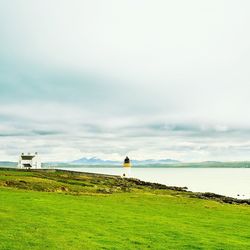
[0,1,250,161]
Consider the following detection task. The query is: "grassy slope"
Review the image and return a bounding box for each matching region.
[0,169,250,250]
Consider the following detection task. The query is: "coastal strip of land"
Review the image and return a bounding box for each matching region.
[0,168,250,249]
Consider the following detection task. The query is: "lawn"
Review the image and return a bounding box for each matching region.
[0,169,250,249]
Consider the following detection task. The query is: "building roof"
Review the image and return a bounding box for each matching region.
[22,163,32,168]
[124,156,130,164]
[21,155,35,160]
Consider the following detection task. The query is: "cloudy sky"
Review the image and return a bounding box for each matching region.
[0,0,250,162]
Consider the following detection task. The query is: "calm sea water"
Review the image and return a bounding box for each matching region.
[62,167,250,199]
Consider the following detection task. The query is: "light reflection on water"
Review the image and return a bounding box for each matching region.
[61,168,250,199]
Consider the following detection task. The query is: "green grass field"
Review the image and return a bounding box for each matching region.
[0,169,250,249]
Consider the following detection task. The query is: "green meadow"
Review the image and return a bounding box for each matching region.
[0,169,250,249]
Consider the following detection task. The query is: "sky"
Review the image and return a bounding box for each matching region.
[0,0,250,162]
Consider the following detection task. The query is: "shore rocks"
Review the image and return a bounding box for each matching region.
[192,192,250,205]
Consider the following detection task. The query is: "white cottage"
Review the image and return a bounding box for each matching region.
[18,152,41,169]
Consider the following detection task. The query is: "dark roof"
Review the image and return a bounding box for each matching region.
[23,164,32,168]
[124,156,130,164]
[21,155,35,160]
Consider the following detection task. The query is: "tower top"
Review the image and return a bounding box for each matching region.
[124,156,130,164]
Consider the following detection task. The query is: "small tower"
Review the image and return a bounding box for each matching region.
[122,156,132,177]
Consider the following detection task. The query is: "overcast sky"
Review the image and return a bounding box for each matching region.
[0,0,250,162]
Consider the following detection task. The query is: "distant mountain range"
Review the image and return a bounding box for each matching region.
[1,159,250,168]
[0,158,180,167]
[70,157,180,165]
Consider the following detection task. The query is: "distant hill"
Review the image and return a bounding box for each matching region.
[45,160,250,168]
[0,161,17,167]
[70,157,180,166]
[132,159,180,165]
[71,157,120,165]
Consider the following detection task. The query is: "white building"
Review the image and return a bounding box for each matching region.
[18,152,41,169]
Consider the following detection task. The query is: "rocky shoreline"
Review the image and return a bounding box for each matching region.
[51,168,250,205]
[1,167,249,205]
[125,175,250,205]
[56,168,250,205]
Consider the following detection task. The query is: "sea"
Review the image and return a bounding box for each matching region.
[61,167,250,199]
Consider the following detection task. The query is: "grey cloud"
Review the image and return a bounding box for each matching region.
[0,130,63,137]
[31,130,64,136]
